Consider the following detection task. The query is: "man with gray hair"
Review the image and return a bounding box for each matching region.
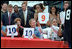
[29,18,42,38]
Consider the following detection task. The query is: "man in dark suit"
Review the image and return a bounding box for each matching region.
[1,3,8,20]
[19,2,34,27]
[62,1,71,48]
[2,4,13,26]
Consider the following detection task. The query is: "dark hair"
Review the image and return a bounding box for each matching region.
[14,5,18,8]
[33,3,45,11]
[1,2,8,6]
[50,6,58,16]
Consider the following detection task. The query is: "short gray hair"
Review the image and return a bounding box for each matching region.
[29,18,35,25]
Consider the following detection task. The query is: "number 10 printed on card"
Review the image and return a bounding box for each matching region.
[6,25,18,36]
[23,28,34,39]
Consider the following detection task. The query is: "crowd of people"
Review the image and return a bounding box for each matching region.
[1,1,71,48]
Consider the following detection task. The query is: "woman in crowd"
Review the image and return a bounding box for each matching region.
[34,3,46,29]
[11,5,20,24]
[50,18,62,40]
[34,3,44,21]
[14,18,24,37]
[42,18,62,40]
[47,6,61,27]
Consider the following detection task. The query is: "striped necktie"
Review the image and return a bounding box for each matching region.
[9,13,11,25]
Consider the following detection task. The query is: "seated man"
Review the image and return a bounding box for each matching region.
[29,18,42,38]
[1,21,6,37]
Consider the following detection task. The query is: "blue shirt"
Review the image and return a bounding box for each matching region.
[1,26,6,37]
[34,27,41,38]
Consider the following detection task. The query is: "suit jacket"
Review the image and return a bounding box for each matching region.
[64,9,71,42]
[11,12,20,24]
[19,9,34,27]
[2,12,13,26]
[1,10,7,21]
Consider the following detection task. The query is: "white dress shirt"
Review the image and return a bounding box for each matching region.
[23,8,28,25]
[8,12,12,18]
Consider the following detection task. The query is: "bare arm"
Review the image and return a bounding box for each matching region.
[34,13,38,21]
[1,30,6,37]
[57,14,61,25]
[58,25,62,36]
[46,14,51,26]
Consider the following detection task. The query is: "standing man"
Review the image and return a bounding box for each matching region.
[2,4,13,26]
[19,2,34,27]
[62,1,71,48]
[29,18,41,38]
[1,3,8,20]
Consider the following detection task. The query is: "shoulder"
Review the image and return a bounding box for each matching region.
[20,26,24,29]
[34,13,38,15]
[2,12,8,18]
[19,8,22,12]
[49,14,52,16]
[49,14,53,18]
[2,26,6,29]
[57,13,59,15]
[28,9,33,14]
[19,9,23,14]
[12,12,15,15]
[2,12,7,15]
[35,27,39,29]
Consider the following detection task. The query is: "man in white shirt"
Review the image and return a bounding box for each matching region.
[19,2,34,27]
[23,7,27,25]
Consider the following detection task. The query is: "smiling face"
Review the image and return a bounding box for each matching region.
[8,5,13,13]
[36,5,42,13]
[14,5,18,12]
[22,3,26,11]
[51,7,56,13]
[29,19,36,28]
[64,2,69,10]
[2,3,7,11]
[52,18,57,26]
